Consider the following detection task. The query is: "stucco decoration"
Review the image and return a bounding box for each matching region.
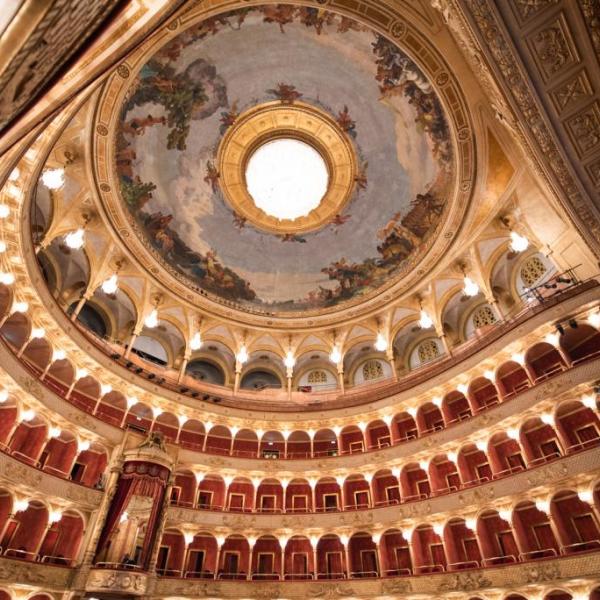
[113,5,454,313]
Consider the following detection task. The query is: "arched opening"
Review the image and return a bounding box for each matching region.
[520,417,563,466]
[157,529,185,576]
[476,509,518,566]
[512,500,559,560]
[255,478,283,513]
[38,510,84,565]
[197,474,225,510]
[316,535,345,579]
[365,419,391,449]
[75,442,108,488]
[416,402,444,434]
[444,518,481,570]
[178,419,205,451]
[339,425,364,454]
[204,425,231,455]
[286,430,311,458]
[40,430,77,478]
[231,428,258,458]
[379,529,411,575]
[442,390,471,423]
[172,471,196,508]
[412,524,446,573]
[259,430,284,459]
[185,533,218,578]
[283,535,313,579]
[96,390,126,428]
[313,428,338,457]
[555,400,600,452]
[251,535,281,580]
[225,477,253,512]
[185,359,226,385]
[343,474,371,510]
[152,412,179,442]
[400,463,430,501]
[72,302,108,338]
[560,322,600,363]
[218,535,249,579]
[487,432,525,478]
[551,489,600,553]
[4,499,48,560]
[315,477,341,512]
[392,411,418,443]
[348,532,378,577]
[429,453,461,495]
[240,369,282,390]
[496,360,530,398]
[525,342,566,382]
[285,478,312,513]
[372,469,401,507]
[457,443,492,486]
[9,414,47,466]
[468,376,499,412]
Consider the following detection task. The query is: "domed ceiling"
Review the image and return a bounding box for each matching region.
[110,5,455,315]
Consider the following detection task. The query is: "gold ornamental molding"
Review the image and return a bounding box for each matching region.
[90,0,477,330]
[218,101,357,235]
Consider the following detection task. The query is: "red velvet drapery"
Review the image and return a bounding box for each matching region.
[95,461,170,568]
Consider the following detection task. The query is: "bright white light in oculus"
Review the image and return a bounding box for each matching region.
[245,139,328,221]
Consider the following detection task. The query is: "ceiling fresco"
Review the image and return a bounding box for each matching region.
[115,4,454,313]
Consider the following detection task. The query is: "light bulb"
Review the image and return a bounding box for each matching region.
[329,344,342,364]
[506,427,519,440]
[11,300,28,314]
[152,406,163,418]
[511,352,525,365]
[101,274,118,294]
[498,508,512,522]
[52,349,66,361]
[22,409,35,422]
[65,229,85,250]
[578,489,593,503]
[49,427,61,438]
[76,367,88,379]
[190,331,202,350]
[100,383,112,395]
[465,518,476,531]
[284,350,295,369]
[119,511,129,524]
[432,523,444,536]
[223,474,234,487]
[14,499,28,513]
[0,272,14,285]
[0,205,10,219]
[475,440,487,452]
[0,390,8,403]
[184,532,194,546]
[0,241,6,253]
[41,168,65,190]
[8,168,19,181]
[535,499,550,514]
[581,393,597,410]
[589,311,600,328]
[432,396,442,407]
[457,383,468,394]
[544,332,560,346]
[419,460,429,471]
[374,333,388,352]
[126,396,138,409]
[419,310,433,329]
[236,345,248,364]
[144,309,158,328]
[540,413,554,426]
[229,425,239,437]
[447,451,457,463]
[78,440,90,452]
[463,276,479,297]
[484,369,495,380]
[178,414,188,427]
[509,231,529,253]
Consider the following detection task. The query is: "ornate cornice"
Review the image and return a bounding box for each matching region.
[152,552,600,598]
[167,446,600,532]
[446,0,600,256]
